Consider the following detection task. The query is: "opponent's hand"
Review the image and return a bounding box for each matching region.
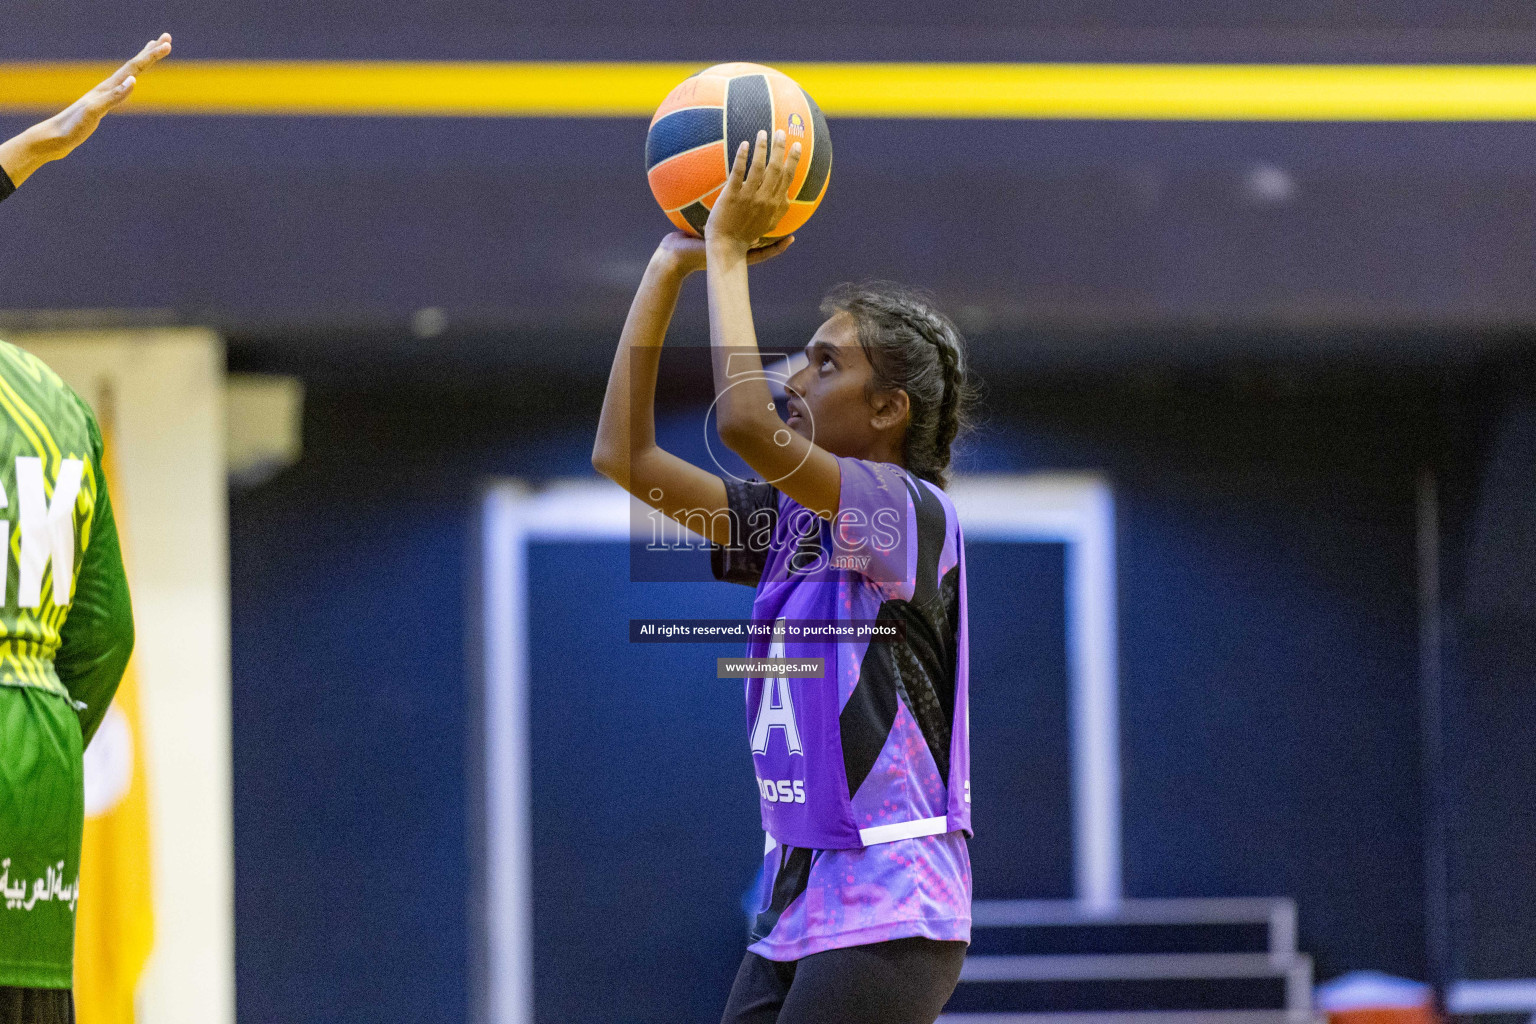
[703,128,802,254]
[40,35,174,160]
[0,34,172,187]
[654,230,794,277]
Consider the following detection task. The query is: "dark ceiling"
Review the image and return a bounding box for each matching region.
[6,3,1536,371]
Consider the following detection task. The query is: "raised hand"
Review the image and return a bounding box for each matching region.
[656,230,795,278]
[704,128,803,254]
[0,34,173,188]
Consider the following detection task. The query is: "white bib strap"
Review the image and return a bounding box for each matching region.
[858,815,949,846]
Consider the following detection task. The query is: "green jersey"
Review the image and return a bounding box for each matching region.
[0,340,134,990]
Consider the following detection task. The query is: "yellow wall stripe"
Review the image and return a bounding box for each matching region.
[4,60,1536,120]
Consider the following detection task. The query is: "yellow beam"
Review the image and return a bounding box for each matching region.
[2,60,1536,120]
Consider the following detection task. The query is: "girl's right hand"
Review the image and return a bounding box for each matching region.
[704,128,802,253]
[654,231,794,278]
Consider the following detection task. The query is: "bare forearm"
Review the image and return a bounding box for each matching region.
[592,239,735,531]
[694,128,838,517]
[0,123,62,188]
[702,236,836,518]
[705,239,780,440]
[592,252,688,482]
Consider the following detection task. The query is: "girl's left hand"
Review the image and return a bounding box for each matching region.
[656,230,795,277]
[704,128,802,254]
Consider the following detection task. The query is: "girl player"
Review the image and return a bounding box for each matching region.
[593,127,974,1024]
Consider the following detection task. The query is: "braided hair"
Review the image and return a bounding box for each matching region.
[820,281,976,490]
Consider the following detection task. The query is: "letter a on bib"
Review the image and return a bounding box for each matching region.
[751,676,803,756]
[751,622,804,756]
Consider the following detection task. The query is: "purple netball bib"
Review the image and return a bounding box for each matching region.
[712,456,971,850]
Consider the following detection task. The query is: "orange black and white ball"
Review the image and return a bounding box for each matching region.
[645,62,833,241]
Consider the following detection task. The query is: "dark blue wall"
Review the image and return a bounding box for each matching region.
[231,487,472,1022]
[988,378,1433,980]
[526,543,761,1024]
[230,371,1441,1024]
[1438,372,1536,982]
[1117,471,1424,978]
[967,544,1075,900]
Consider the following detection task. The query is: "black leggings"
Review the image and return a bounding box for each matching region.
[721,936,967,1024]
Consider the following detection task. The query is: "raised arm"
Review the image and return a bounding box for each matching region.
[0,34,172,191]
[591,232,790,545]
[704,129,841,519]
